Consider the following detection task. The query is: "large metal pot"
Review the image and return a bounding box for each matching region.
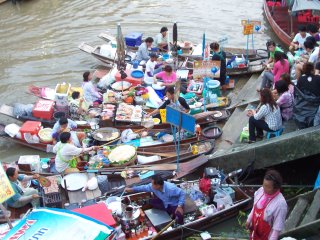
[92,127,120,142]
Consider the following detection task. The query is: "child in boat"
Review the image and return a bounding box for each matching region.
[125,174,185,224]
[52,117,85,147]
[69,91,88,120]
[5,167,40,208]
[247,88,282,143]
[53,132,99,173]
[144,52,163,78]
[246,170,287,240]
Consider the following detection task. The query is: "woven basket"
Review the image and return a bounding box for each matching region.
[109,153,137,167]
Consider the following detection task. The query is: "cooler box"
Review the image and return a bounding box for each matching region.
[125,32,143,47]
[32,99,55,120]
[18,155,40,172]
[19,121,42,140]
[55,82,71,106]
[115,70,142,86]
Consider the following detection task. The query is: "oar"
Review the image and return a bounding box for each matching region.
[136,151,176,157]
[221,184,314,189]
[151,220,175,240]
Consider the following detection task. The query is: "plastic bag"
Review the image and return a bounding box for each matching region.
[13,103,34,117]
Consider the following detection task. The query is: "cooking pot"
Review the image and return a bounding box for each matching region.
[92,127,120,142]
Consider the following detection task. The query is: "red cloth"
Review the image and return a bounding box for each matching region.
[250,194,273,240]
[73,202,117,227]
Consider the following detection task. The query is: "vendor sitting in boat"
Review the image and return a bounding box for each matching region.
[5,167,40,209]
[135,37,154,64]
[146,86,190,120]
[82,71,102,105]
[69,91,88,120]
[125,174,185,224]
[145,52,163,78]
[153,65,177,87]
[53,132,99,173]
[210,42,227,92]
[154,26,169,52]
[52,117,85,147]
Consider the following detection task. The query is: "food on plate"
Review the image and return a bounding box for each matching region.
[108,145,136,165]
[213,111,223,118]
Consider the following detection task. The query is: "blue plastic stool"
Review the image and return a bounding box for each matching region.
[266,128,284,139]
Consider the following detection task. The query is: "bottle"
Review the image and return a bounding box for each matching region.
[124,224,131,238]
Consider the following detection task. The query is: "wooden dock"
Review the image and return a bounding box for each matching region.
[207,71,320,172]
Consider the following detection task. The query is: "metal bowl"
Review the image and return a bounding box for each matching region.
[92,127,120,142]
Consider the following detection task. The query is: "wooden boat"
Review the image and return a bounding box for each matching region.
[78,42,116,67]
[136,139,215,165]
[280,189,320,238]
[0,154,209,223]
[263,0,320,47]
[106,179,251,240]
[0,102,230,132]
[0,123,203,152]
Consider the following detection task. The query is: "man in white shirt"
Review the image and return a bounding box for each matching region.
[144,53,162,80]
[154,27,168,52]
[53,132,99,173]
[289,25,311,51]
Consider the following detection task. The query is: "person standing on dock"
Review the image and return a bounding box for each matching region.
[246,170,287,240]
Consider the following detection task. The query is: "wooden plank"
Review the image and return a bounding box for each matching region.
[228,73,262,109]
[300,190,320,226]
[284,197,309,231]
[0,104,14,118]
[214,107,248,152]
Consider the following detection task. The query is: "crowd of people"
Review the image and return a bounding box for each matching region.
[247,23,320,142]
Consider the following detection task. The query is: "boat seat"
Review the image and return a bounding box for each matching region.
[284,197,309,231]
[266,128,284,139]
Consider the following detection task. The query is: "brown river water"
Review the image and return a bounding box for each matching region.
[0,0,272,161]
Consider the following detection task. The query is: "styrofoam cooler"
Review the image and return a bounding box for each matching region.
[32,99,55,120]
[18,155,40,172]
[55,83,71,106]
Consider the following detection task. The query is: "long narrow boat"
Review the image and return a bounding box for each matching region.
[0,123,203,152]
[280,189,320,238]
[104,178,251,240]
[263,0,320,47]
[0,103,230,131]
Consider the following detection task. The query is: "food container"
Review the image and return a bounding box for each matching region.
[125,32,143,47]
[111,81,131,91]
[38,128,53,143]
[32,100,55,120]
[18,155,40,172]
[19,121,42,140]
[144,77,154,86]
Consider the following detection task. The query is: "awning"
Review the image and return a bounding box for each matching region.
[292,0,320,12]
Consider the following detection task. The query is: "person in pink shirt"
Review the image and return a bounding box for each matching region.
[260,52,289,91]
[153,65,177,87]
[246,170,288,240]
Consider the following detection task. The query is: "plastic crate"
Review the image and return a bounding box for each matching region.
[125,32,143,47]
[40,188,62,208]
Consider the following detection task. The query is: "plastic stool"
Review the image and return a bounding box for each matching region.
[266,128,284,139]
[240,130,249,142]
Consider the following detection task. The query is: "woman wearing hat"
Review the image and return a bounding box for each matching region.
[154,26,169,52]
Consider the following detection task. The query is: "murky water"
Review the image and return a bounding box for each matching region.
[0,0,270,159]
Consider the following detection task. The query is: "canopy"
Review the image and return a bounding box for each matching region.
[1,208,114,240]
[292,0,320,12]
